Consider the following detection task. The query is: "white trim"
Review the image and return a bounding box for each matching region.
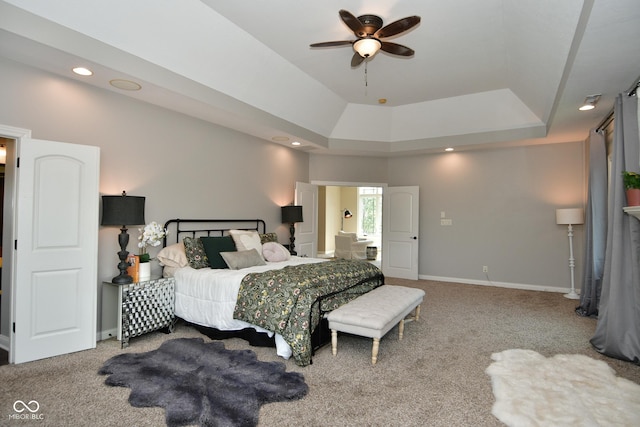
[311,180,388,188]
[0,124,31,139]
[99,328,118,342]
[0,123,30,363]
[419,275,571,294]
[0,334,9,351]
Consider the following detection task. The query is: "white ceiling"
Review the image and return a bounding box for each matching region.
[0,0,639,156]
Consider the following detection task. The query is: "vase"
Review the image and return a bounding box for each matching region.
[138,262,151,282]
[626,189,640,207]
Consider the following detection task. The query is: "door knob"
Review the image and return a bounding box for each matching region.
[411,236,417,240]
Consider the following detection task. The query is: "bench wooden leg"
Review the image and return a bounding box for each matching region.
[331,329,338,356]
[415,304,421,321]
[399,319,405,340]
[372,338,380,364]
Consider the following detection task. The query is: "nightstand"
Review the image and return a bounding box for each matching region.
[104,277,176,348]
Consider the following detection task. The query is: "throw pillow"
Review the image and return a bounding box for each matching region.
[200,236,237,269]
[156,242,188,268]
[183,237,209,269]
[229,230,264,259]
[259,232,278,244]
[220,249,266,270]
[262,241,291,262]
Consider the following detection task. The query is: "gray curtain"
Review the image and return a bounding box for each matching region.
[576,129,607,317]
[590,93,640,364]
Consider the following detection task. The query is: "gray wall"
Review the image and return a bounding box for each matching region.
[0,58,309,337]
[311,143,586,291]
[0,56,587,340]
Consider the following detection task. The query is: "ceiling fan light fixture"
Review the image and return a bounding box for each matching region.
[353,38,381,58]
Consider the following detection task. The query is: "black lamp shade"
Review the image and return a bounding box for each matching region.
[101,193,145,226]
[281,205,303,224]
[344,209,353,218]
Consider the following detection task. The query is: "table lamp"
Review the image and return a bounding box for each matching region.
[102,191,145,284]
[281,205,303,255]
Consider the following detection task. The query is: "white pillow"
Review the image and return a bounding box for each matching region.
[157,242,188,268]
[262,241,291,262]
[229,230,263,259]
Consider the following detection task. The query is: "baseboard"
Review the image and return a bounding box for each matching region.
[419,275,573,294]
[0,334,10,351]
[100,328,117,341]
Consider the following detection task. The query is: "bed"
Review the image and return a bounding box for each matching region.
[159,219,384,366]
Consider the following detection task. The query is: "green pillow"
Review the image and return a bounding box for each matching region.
[200,236,237,269]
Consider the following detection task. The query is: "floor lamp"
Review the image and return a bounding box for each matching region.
[556,208,584,299]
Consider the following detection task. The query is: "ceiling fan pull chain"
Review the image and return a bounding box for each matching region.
[364,59,369,95]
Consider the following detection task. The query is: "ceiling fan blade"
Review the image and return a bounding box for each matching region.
[339,9,366,37]
[380,41,415,56]
[310,41,353,48]
[351,52,365,67]
[374,16,420,39]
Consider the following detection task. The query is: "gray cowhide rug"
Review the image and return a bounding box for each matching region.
[486,349,640,427]
[99,338,308,427]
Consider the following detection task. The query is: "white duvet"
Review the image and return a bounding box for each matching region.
[173,256,326,359]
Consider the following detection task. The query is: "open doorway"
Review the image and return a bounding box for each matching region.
[316,185,383,265]
[0,138,9,365]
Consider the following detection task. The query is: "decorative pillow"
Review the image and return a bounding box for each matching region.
[262,241,291,262]
[229,230,264,259]
[156,242,188,268]
[220,249,266,270]
[200,236,237,269]
[259,232,278,244]
[182,237,210,269]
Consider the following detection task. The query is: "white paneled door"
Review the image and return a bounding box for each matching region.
[294,182,318,258]
[12,138,100,363]
[382,186,419,279]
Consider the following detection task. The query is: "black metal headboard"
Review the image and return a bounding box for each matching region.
[162,219,266,246]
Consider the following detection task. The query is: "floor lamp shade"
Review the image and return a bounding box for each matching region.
[281,205,303,256]
[102,191,145,284]
[556,208,584,225]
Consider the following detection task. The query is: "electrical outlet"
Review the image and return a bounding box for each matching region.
[440,219,452,226]
[483,266,489,273]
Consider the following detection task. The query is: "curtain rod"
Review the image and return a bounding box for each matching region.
[595,74,640,131]
[626,74,640,96]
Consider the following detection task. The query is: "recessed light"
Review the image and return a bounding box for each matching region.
[72,67,93,76]
[291,141,301,146]
[445,147,454,152]
[272,136,290,142]
[579,94,601,111]
[109,79,142,91]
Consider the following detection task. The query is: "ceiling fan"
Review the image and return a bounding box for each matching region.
[310,9,421,67]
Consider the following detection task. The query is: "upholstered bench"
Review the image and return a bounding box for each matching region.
[327,285,425,364]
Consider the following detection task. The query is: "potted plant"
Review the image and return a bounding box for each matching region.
[623,171,640,206]
[137,221,168,280]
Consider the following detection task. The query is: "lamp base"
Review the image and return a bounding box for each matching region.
[112,273,133,284]
[564,291,580,300]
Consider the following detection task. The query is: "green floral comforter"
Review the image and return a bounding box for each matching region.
[233,259,384,366]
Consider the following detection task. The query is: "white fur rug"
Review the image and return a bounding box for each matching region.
[486,349,640,427]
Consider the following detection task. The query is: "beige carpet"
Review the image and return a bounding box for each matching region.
[1,278,639,426]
